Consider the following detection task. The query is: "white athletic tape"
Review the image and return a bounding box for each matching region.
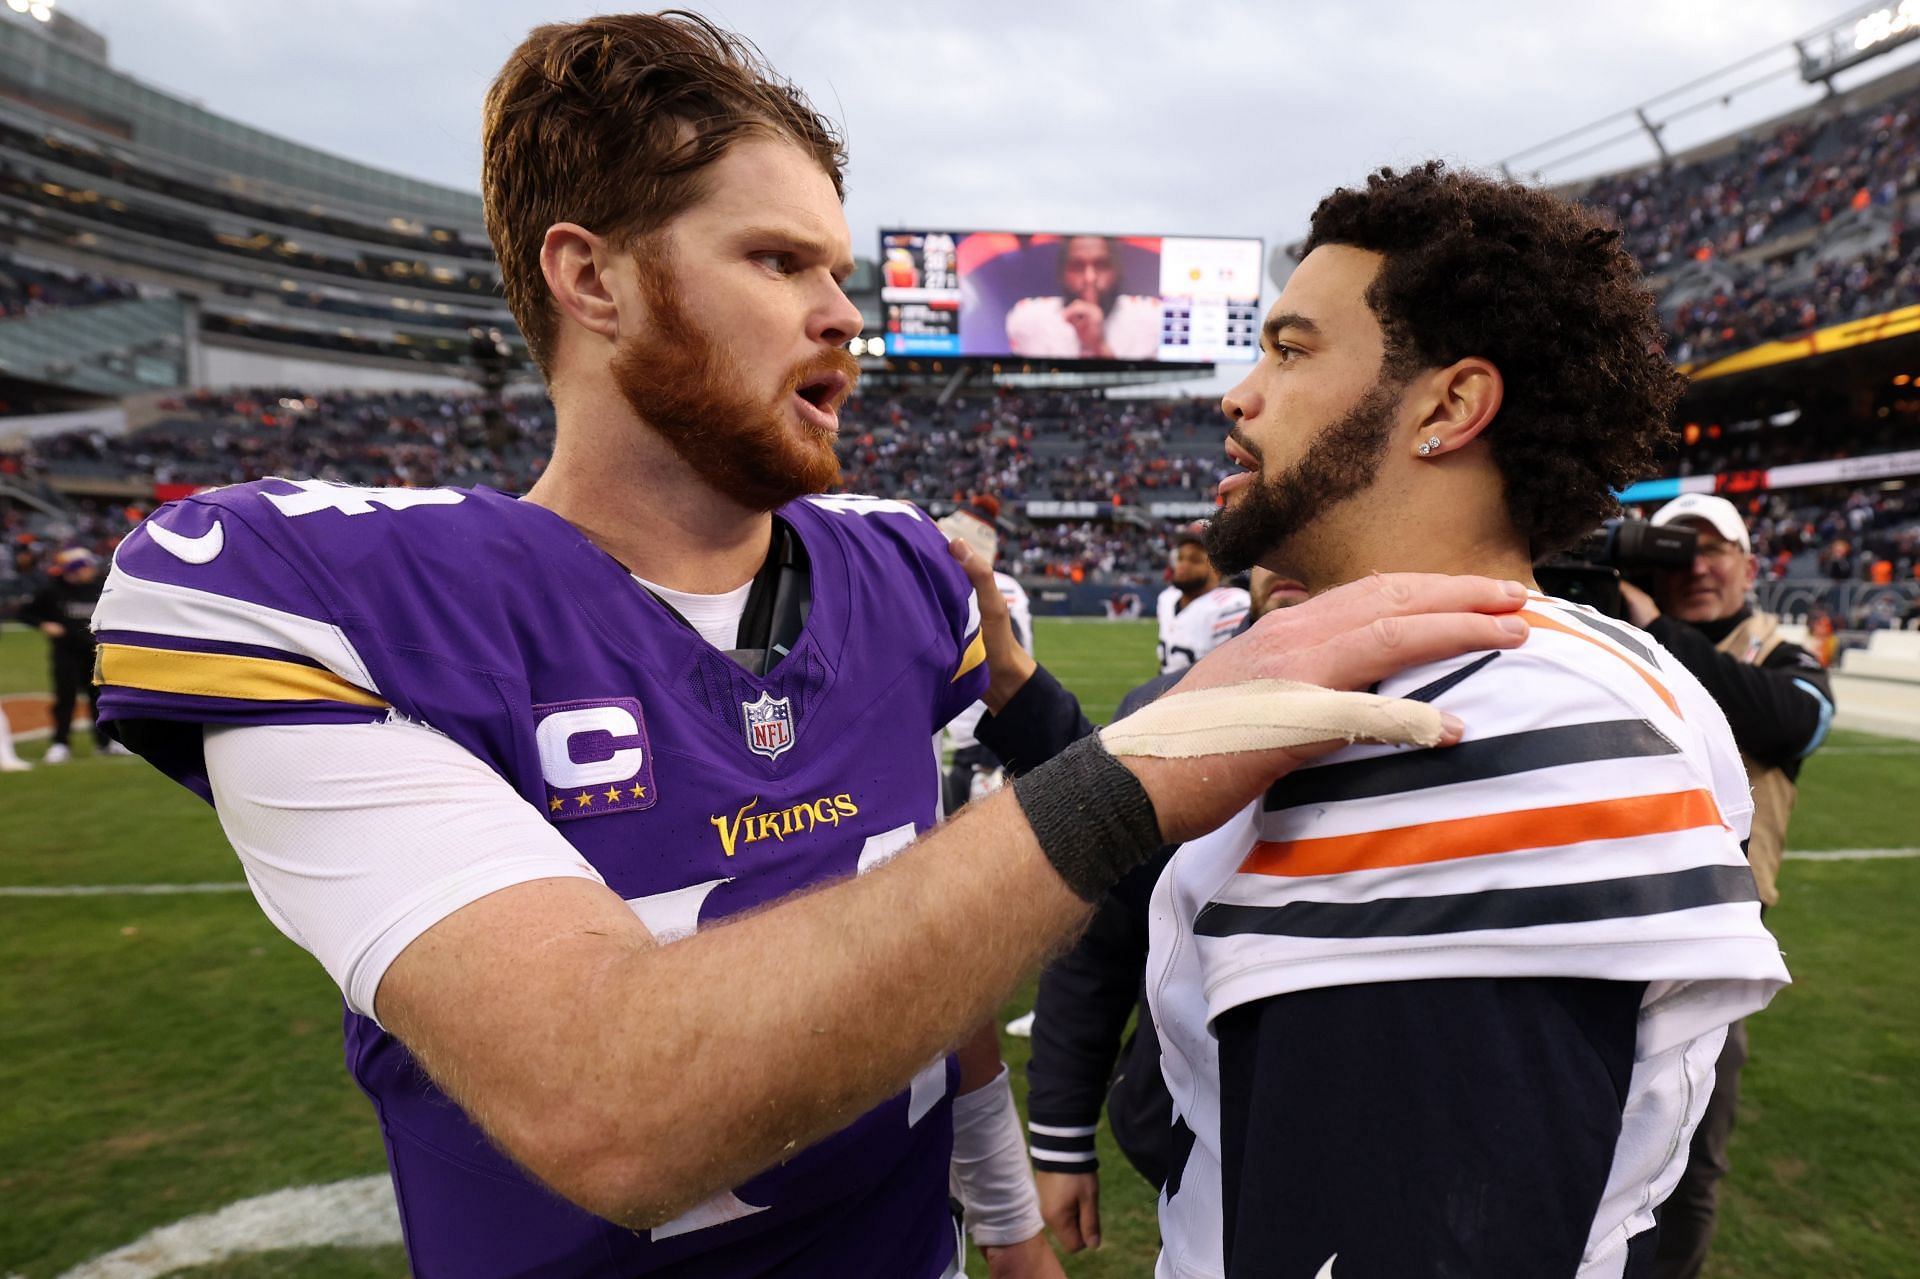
[1099,679,1446,758]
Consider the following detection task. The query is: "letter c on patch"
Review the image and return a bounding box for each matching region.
[536,705,645,788]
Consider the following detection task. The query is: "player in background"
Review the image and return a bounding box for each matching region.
[937,496,1033,817]
[965,164,1789,1277]
[1156,524,1250,673]
[87,17,1531,1279]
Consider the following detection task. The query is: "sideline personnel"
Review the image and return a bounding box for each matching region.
[1621,492,1833,1279]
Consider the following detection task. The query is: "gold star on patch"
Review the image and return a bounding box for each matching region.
[629,784,647,799]
[548,795,563,813]
[575,791,593,808]
[604,786,622,804]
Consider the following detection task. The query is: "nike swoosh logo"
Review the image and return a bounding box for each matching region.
[145,518,225,565]
[1315,1256,1338,1279]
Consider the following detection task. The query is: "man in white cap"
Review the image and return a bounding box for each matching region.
[1620,492,1835,1279]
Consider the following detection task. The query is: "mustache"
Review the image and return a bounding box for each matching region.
[1228,423,1263,467]
[781,347,862,411]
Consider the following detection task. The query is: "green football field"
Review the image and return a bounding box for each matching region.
[2,618,1917,1278]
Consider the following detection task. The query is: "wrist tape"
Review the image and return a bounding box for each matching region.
[1011,733,1160,903]
[949,1065,1047,1247]
[1013,679,1446,902]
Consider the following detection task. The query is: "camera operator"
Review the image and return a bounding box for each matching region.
[1618,493,1835,1279]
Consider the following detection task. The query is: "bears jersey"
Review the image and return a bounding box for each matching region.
[1156,585,1249,674]
[93,479,987,1279]
[1146,595,1789,1279]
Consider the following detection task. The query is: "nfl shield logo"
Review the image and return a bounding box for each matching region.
[741,690,795,762]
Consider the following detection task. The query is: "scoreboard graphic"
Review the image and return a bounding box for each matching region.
[879,228,1262,364]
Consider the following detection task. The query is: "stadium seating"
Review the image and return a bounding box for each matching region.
[1574,86,1920,364]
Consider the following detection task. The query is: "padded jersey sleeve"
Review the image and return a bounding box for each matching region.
[94,485,399,795]
[93,478,510,803]
[1188,639,1788,1054]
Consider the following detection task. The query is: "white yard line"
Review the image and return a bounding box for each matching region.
[53,1176,400,1279]
[1783,848,1920,861]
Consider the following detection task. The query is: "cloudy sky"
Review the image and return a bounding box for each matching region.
[53,0,1920,260]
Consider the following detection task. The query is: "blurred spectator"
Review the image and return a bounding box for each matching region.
[16,547,113,763]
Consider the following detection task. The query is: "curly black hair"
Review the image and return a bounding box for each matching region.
[1303,162,1687,557]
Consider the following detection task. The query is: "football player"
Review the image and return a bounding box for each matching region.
[90,18,1531,1279]
[966,165,1790,1278]
[1156,525,1249,673]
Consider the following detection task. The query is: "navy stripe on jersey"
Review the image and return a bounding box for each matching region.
[1265,718,1680,812]
[1555,606,1660,667]
[1404,651,1502,704]
[94,628,331,670]
[1195,864,1758,941]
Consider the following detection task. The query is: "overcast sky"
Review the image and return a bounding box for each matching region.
[56,0,1920,253]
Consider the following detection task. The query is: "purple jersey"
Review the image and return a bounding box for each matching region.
[94,479,988,1278]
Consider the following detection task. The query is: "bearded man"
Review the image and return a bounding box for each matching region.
[89,18,1532,1279]
[965,165,1789,1277]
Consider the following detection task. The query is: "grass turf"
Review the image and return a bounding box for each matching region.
[1,619,1916,1277]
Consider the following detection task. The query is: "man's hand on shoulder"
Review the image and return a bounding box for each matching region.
[1123,572,1531,844]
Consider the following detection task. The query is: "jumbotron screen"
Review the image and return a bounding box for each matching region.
[878,229,1264,363]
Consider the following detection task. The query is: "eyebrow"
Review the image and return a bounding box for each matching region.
[1262,311,1321,350]
[737,225,856,281]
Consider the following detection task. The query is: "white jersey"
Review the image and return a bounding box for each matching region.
[1147,594,1789,1279]
[945,572,1033,751]
[1157,585,1250,674]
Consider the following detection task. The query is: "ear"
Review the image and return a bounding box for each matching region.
[539,223,621,345]
[1412,357,1503,457]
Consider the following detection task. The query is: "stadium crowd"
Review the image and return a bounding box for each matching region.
[5,385,1919,608]
[1575,86,1920,362]
[0,258,140,319]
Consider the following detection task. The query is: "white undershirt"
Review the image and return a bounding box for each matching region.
[634,574,753,651]
[199,574,757,1021]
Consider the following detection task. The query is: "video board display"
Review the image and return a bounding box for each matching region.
[879,230,1263,363]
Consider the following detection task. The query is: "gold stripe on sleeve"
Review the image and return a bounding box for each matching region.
[952,629,987,683]
[97,643,388,708]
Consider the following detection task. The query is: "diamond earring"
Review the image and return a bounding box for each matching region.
[1417,436,1442,457]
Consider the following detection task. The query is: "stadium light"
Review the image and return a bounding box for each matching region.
[1854,1,1920,52]
[6,1,30,14]
[27,0,53,20]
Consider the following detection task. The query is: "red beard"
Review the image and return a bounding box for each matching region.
[612,255,860,513]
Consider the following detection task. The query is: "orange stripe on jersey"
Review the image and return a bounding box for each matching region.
[1519,609,1681,717]
[1239,788,1727,878]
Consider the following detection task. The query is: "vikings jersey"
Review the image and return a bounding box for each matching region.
[1156,585,1249,674]
[1146,595,1789,1279]
[93,479,987,1279]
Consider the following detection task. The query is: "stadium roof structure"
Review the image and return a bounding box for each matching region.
[0,8,483,231]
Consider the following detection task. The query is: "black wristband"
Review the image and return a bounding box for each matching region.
[1011,732,1163,902]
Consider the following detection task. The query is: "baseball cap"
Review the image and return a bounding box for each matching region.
[1650,494,1750,553]
[51,547,99,575]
